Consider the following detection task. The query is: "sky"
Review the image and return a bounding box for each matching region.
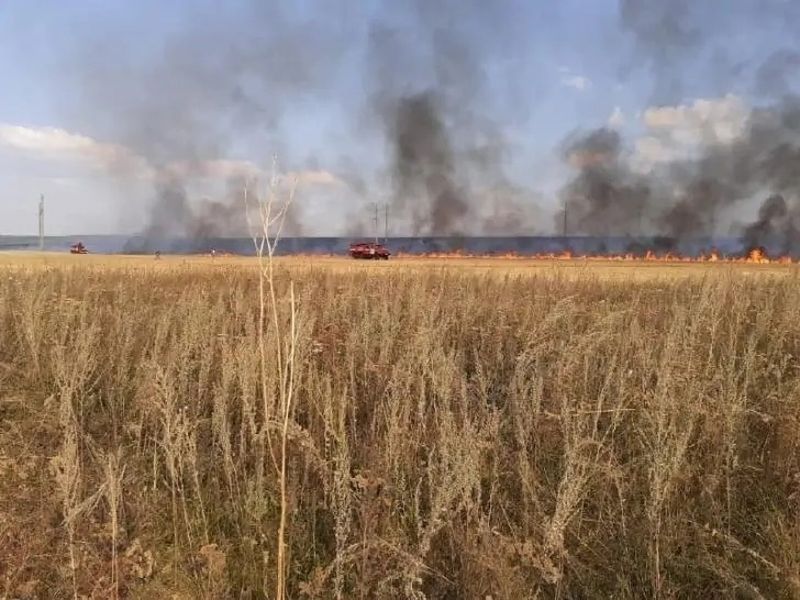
[1,0,799,236]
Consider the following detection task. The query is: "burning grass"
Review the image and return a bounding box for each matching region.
[396,245,792,263]
[1,259,799,598]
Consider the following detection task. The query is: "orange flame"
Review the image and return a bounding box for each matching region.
[392,247,793,264]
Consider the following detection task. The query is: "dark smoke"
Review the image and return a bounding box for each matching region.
[658,179,727,238]
[390,93,468,235]
[51,0,800,249]
[554,1,800,253]
[145,176,191,240]
[558,128,650,236]
[558,98,800,251]
[62,1,347,242]
[56,0,543,240]
[139,171,257,242]
[742,193,789,250]
[367,2,542,236]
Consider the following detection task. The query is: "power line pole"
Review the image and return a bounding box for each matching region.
[373,202,379,244]
[384,204,388,244]
[38,194,44,251]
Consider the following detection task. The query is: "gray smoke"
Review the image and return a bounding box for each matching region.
[558,99,800,251]
[619,0,700,102]
[558,128,650,236]
[367,2,541,236]
[62,1,350,242]
[555,1,800,253]
[619,0,800,102]
[53,0,800,248]
[390,92,468,234]
[57,0,542,240]
[742,193,790,250]
[138,170,247,241]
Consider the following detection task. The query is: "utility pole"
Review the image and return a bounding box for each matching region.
[710,205,716,243]
[38,194,44,251]
[373,203,379,244]
[637,200,643,238]
[384,204,388,244]
[562,199,568,238]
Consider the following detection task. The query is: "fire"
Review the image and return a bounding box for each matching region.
[746,247,769,263]
[392,247,793,264]
[250,245,793,264]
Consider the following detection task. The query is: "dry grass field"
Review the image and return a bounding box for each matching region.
[0,250,795,280]
[1,252,799,598]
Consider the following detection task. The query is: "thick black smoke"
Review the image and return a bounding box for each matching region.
[742,193,791,250]
[558,129,650,236]
[558,100,800,250]
[390,93,468,234]
[58,1,542,240]
[366,2,541,236]
[555,1,800,253]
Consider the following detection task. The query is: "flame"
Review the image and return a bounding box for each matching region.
[746,247,768,263]
[392,247,793,264]
[180,245,795,264]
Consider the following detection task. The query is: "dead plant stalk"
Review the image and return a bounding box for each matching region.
[244,156,298,600]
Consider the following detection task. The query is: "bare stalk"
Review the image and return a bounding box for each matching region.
[243,155,298,600]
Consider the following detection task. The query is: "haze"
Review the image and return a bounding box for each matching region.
[1,0,800,240]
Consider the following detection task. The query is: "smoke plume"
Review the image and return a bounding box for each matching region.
[554,1,800,253]
[742,193,790,250]
[63,1,348,242]
[558,100,800,251]
[558,128,650,236]
[48,0,800,250]
[390,93,468,234]
[367,2,542,236]
[53,0,544,240]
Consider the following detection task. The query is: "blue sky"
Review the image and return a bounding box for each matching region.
[1,0,798,235]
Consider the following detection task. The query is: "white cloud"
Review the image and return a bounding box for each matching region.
[0,126,348,192]
[0,123,145,173]
[608,106,625,128]
[642,93,747,145]
[557,65,591,92]
[0,124,95,153]
[290,169,346,188]
[561,75,591,91]
[631,94,749,172]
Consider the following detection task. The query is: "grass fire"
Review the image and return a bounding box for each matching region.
[5,0,800,598]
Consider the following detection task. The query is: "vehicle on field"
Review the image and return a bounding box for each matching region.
[70,241,89,254]
[349,241,390,260]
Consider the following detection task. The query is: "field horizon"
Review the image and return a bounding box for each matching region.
[0,233,789,259]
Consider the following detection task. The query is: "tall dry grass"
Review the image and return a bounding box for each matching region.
[0,263,799,598]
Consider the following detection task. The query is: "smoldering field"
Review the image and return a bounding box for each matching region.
[1,258,799,599]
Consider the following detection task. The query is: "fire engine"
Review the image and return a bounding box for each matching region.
[348,241,390,260]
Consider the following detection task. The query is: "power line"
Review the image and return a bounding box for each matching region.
[38,194,44,251]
